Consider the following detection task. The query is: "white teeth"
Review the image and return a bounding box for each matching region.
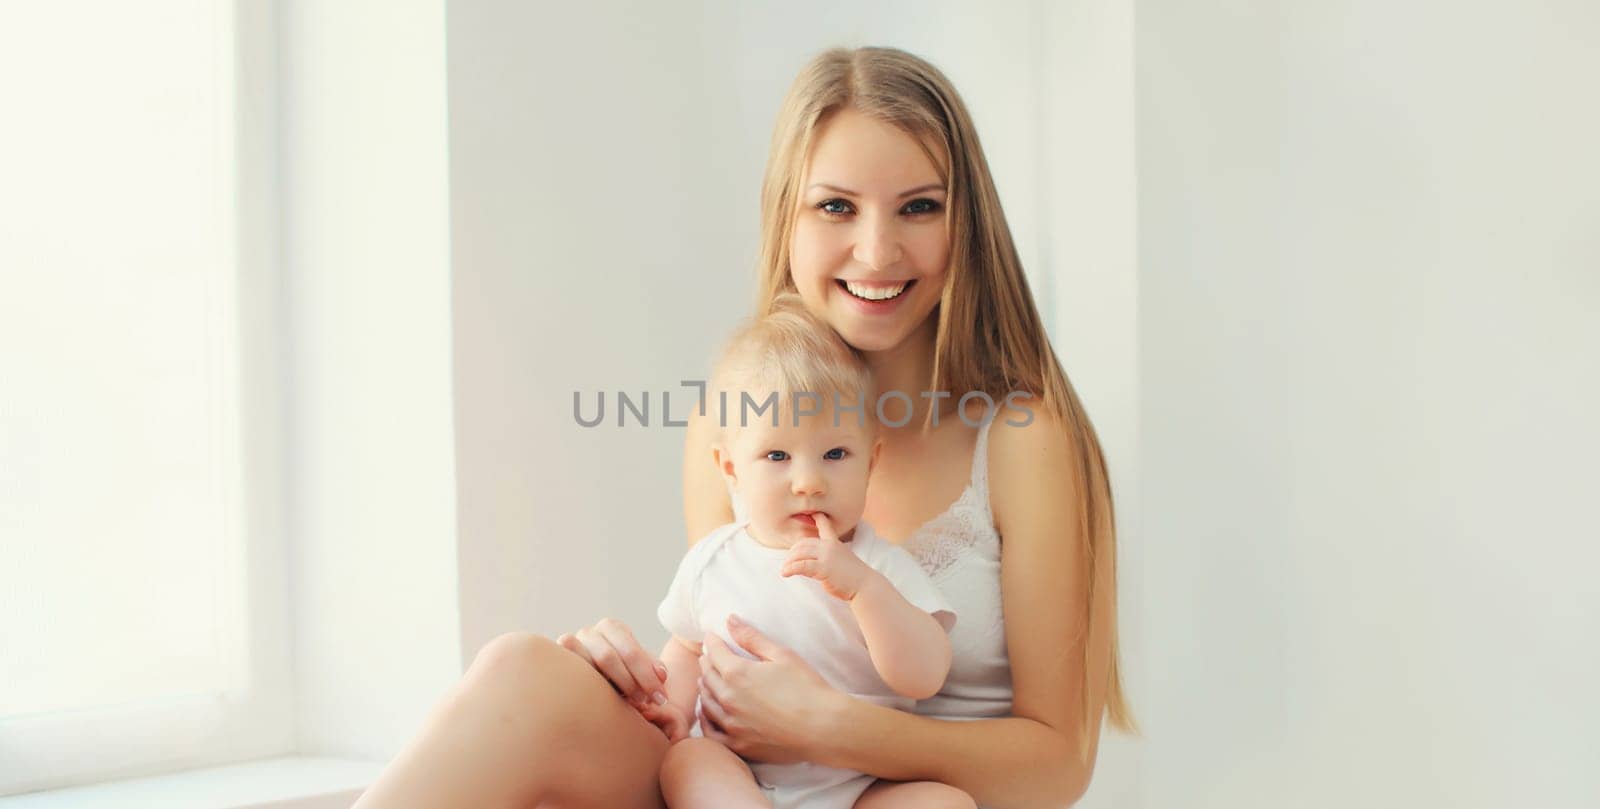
[843,280,908,301]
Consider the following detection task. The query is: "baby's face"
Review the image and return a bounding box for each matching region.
[719,411,878,548]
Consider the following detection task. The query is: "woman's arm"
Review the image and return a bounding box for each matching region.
[814,702,1089,809]
[702,412,1110,809]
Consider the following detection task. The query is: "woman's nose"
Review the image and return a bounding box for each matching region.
[852,214,903,271]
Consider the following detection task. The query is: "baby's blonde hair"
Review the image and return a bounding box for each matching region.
[710,293,874,433]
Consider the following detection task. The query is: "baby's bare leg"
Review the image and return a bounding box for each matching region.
[659,737,771,809]
[855,779,976,809]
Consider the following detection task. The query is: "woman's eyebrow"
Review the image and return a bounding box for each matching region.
[807,182,947,197]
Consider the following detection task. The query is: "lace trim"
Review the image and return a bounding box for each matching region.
[903,417,999,579]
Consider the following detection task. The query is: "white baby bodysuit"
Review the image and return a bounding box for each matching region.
[657,519,956,809]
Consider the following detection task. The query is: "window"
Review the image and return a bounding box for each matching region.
[0,0,290,794]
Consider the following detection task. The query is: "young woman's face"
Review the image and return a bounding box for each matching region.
[720,412,878,548]
[789,108,951,354]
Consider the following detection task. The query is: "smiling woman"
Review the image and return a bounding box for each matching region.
[785,108,951,354]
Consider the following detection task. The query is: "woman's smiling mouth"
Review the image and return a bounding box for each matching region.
[837,278,914,302]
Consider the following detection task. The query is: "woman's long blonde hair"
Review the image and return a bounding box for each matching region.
[755,47,1136,751]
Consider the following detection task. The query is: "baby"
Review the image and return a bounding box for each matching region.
[642,295,974,809]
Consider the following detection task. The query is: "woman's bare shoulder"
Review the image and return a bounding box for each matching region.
[986,403,1082,536]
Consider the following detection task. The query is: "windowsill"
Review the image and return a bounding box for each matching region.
[0,757,384,809]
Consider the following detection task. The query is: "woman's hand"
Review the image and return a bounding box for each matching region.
[781,513,878,601]
[696,615,848,764]
[555,618,669,708]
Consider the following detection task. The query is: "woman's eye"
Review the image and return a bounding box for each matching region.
[903,198,942,215]
[817,199,854,216]
[766,450,789,461]
[823,448,847,461]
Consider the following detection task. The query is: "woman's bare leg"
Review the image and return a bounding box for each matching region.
[351,632,670,809]
[855,779,976,809]
[658,737,770,808]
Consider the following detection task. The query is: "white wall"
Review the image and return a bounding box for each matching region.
[445,0,738,664]
[1137,2,1600,806]
[1041,3,1142,806]
[278,0,462,760]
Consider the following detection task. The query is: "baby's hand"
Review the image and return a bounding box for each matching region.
[638,698,692,743]
[781,513,878,601]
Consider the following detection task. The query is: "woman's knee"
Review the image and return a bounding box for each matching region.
[457,632,606,735]
[463,633,669,807]
[391,633,662,807]
[468,631,564,680]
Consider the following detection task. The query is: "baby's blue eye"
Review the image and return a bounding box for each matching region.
[766,450,789,461]
[903,198,942,215]
[823,448,847,461]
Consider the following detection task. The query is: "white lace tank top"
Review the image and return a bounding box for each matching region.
[728,416,1013,721]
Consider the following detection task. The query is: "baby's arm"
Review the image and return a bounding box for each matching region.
[851,571,953,701]
[637,635,701,743]
[659,635,702,719]
[783,514,952,701]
